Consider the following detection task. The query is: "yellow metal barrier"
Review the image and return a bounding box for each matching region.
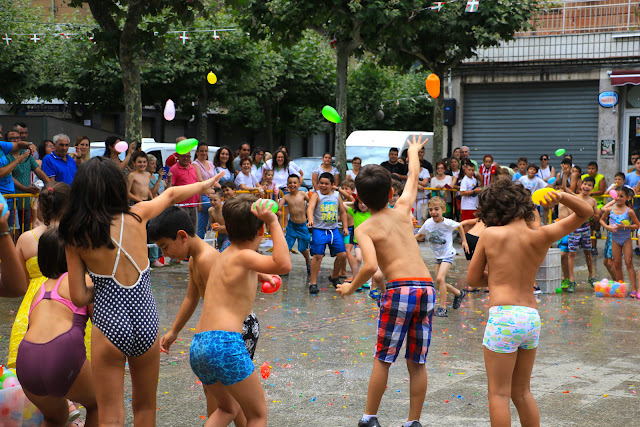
[3,193,38,234]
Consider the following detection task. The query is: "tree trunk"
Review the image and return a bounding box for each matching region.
[430,66,446,164]
[119,41,142,146]
[334,42,350,178]
[263,102,274,153]
[198,78,208,144]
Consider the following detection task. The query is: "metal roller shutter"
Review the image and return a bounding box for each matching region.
[463,82,599,170]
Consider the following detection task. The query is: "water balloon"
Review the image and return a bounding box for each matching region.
[555,148,566,157]
[609,189,618,199]
[253,199,279,214]
[622,219,631,226]
[426,73,440,98]
[260,362,270,379]
[531,187,557,205]
[207,71,217,84]
[261,276,282,294]
[115,141,129,153]
[321,106,341,123]
[547,177,556,185]
[0,193,9,218]
[164,99,176,121]
[176,138,198,155]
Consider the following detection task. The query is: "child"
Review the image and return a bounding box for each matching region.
[221,180,237,200]
[208,189,230,252]
[459,160,481,221]
[336,180,357,280]
[416,196,467,317]
[306,172,348,294]
[262,169,278,198]
[388,180,403,208]
[599,199,618,280]
[127,151,153,203]
[606,172,632,195]
[147,154,166,198]
[512,157,528,181]
[190,195,290,426]
[337,135,435,427]
[236,157,265,196]
[59,157,223,425]
[519,164,547,195]
[16,228,98,426]
[478,154,496,187]
[566,177,599,291]
[467,179,592,426]
[148,206,277,423]
[278,174,311,274]
[600,186,640,296]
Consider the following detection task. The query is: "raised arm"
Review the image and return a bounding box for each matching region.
[160,264,200,353]
[396,135,427,212]
[538,191,593,244]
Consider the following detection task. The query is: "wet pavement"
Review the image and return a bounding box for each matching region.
[1,242,640,426]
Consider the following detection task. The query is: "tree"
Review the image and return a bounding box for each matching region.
[67,0,205,144]
[229,0,414,175]
[376,0,541,162]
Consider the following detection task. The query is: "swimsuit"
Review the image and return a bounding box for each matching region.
[376,278,436,364]
[87,214,159,357]
[465,233,479,261]
[16,273,88,397]
[190,330,255,386]
[483,305,541,354]
[609,208,632,246]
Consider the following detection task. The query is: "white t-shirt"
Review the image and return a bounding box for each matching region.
[263,159,302,189]
[235,171,259,189]
[313,165,340,179]
[431,175,454,202]
[409,167,431,200]
[417,217,460,260]
[519,175,547,195]
[346,170,357,181]
[460,175,479,210]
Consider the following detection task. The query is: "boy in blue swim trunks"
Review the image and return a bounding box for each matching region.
[337,135,435,427]
[189,195,291,426]
[278,174,311,274]
[306,172,349,294]
[467,179,591,426]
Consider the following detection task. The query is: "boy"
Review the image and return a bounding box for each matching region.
[278,174,312,274]
[306,172,348,294]
[127,151,153,203]
[187,196,290,426]
[337,135,434,427]
[519,164,547,195]
[148,206,278,423]
[415,197,467,317]
[467,180,592,427]
[557,158,580,194]
[221,180,237,200]
[566,177,599,291]
[388,180,404,208]
[478,154,496,187]
[207,189,229,252]
[459,160,481,221]
[512,157,528,181]
[337,180,357,279]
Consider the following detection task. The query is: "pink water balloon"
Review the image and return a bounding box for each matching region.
[164,99,176,121]
[609,189,618,199]
[115,141,129,153]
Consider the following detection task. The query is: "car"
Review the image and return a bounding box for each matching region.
[290,157,328,190]
[346,130,434,167]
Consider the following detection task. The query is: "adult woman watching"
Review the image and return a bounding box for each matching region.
[311,153,340,191]
[103,136,135,171]
[263,149,301,193]
[212,145,235,184]
[347,157,361,181]
[193,143,216,239]
[72,136,91,167]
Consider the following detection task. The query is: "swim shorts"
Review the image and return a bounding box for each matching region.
[285,221,311,253]
[217,234,230,253]
[343,226,355,245]
[190,330,254,386]
[376,278,436,364]
[435,256,455,265]
[604,231,612,260]
[310,228,345,257]
[483,305,541,353]
[568,223,591,252]
[242,312,260,359]
[557,235,569,253]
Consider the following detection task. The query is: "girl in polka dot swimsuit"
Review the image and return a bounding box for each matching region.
[60,157,223,425]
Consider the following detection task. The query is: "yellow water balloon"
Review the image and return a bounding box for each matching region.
[207,71,217,84]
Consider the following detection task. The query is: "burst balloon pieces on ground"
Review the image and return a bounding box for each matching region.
[555,148,566,157]
[261,276,282,294]
[176,138,198,155]
[531,187,557,205]
[164,99,176,121]
[260,362,270,379]
[207,71,217,84]
[426,74,440,98]
[115,141,129,153]
[321,106,341,123]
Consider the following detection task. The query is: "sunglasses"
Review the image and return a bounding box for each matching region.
[541,157,549,161]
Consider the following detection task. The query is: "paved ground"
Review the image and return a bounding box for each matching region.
[1,241,639,426]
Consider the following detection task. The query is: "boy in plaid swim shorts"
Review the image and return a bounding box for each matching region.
[337,135,434,427]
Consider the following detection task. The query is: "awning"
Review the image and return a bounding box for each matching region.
[610,70,640,86]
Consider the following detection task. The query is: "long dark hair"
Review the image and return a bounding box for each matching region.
[193,142,209,162]
[39,182,70,226]
[38,139,53,159]
[103,136,119,158]
[213,145,235,175]
[59,157,141,249]
[272,149,290,171]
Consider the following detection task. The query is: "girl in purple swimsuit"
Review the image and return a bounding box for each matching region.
[16,228,98,426]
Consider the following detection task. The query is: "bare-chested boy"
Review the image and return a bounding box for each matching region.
[566,177,599,290]
[337,135,434,427]
[278,174,311,274]
[207,188,229,252]
[127,151,153,203]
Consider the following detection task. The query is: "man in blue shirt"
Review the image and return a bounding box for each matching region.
[625,157,640,254]
[1,130,33,232]
[41,133,77,185]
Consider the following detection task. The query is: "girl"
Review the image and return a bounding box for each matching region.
[193,143,217,239]
[312,153,340,191]
[263,149,302,193]
[262,170,278,199]
[600,186,640,296]
[72,135,91,166]
[213,145,235,184]
[147,154,167,198]
[235,157,265,196]
[431,161,455,218]
[103,136,135,171]
[59,157,223,425]
[16,228,98,426]
[347,157,362,181]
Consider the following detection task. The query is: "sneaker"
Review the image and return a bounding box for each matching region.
[328,276,340,287]
[358,417,381,427]
[533,286,542,295]
[309,284,319,294]
[306,263,311,275]
[567,281,576,293]
[362,281,371,289]
[452,289,466,309]
[407,422,423,427]
[561,278,570,289]
[434,307,448,317]
[369,289,381,300]
[588,277,596,288]
[591,247,598,256]
[635,248,640,256]
[355,286,364,292]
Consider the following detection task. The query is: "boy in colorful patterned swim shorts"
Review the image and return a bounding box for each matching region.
[188,195,291,426]
[337,135,434,427]
[467,179,591,426]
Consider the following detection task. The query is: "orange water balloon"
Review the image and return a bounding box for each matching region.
[426,74,440,98]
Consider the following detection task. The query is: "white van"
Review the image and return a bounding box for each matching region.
[345,130,434,167]
[70,138,219,165]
